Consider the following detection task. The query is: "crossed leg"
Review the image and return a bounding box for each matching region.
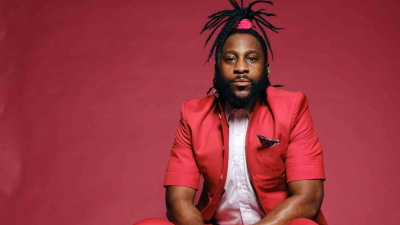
[134,218,319,225]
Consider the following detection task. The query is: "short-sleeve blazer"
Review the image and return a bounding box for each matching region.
[164,86,327,224]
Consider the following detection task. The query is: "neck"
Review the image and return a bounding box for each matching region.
[222,96,257,113]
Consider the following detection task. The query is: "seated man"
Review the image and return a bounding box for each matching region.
[136,0,327,224]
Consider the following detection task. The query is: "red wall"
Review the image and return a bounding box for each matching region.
[0,0,399,224]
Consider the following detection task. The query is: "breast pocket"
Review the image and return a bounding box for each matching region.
[256,144,286,183]
[259,143,285,157]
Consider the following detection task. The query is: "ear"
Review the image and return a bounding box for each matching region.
[266,63,271,78]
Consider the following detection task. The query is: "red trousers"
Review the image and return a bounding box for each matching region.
[134,218,319,225]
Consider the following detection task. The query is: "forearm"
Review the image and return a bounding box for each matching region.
[166,199,204,225]
[255,195,320,225]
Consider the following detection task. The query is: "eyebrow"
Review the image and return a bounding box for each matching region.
[222,50,259,55]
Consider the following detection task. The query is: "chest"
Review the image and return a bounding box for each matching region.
[190,109,290,195]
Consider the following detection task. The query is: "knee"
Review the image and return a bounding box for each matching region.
[287,218,319,225]
[134,218,174,225]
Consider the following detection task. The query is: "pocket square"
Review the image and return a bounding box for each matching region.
[257,134,280,148]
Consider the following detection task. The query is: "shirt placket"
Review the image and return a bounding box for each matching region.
[233,110,252,224]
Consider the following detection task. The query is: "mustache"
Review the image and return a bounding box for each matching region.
[233,74,249,80]
[230,74,255,83]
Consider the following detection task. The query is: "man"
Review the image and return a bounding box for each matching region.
[136,1,326,224]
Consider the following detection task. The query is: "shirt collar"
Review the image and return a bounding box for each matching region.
[224,100,256,122]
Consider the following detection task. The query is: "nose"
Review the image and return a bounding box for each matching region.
[234,57,249,74]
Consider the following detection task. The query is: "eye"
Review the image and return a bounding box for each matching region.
[224,57,236,63]
[248,57,257,62]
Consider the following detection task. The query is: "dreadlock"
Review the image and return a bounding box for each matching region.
[201,0,283,63]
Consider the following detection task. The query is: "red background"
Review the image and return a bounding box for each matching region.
[0,0,399,224]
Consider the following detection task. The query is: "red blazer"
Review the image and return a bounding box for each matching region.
[164,86,327,224]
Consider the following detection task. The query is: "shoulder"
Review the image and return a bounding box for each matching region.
[182,94,216,111]
[179,94,217,121]
[267,86,308,109]
[265,86,311,129]
[267,85,306,98]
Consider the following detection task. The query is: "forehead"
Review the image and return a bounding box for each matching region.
[222,33,262,53]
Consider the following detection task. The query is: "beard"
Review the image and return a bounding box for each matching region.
[215,68,270,109]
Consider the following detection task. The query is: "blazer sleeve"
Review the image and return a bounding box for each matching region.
[285,92,326,183]
[164,101,201,190]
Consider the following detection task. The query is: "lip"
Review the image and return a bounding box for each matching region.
[232,81,251,87]
[232,78,251,87]
[233,78,250,82]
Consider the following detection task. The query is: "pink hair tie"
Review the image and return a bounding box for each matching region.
[235,19,253,29]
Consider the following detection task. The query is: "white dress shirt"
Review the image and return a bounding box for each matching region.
[212,101,266,225]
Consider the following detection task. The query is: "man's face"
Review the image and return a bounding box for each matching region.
[216,33,268,108]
